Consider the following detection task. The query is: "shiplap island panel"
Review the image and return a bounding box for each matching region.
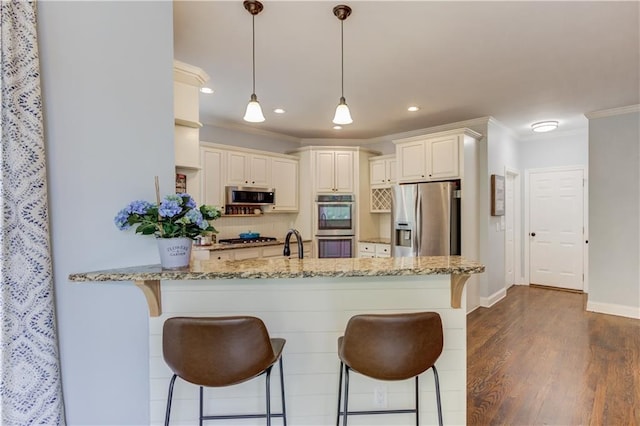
[69,256,484,425]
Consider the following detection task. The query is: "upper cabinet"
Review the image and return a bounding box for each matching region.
[315,150,354,193]
[200,142,299,213]
[200,147,225,207]
[226,152,271,187]
[268,157,299,212]
[370,155,396,188]
[394,128,481,183]
[174,61,208,169]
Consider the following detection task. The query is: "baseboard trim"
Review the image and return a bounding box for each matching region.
[586,301,640,319]
[479,287,507,308]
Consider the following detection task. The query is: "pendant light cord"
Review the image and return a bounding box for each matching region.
[252,15,256,95]
[340,19,344,98]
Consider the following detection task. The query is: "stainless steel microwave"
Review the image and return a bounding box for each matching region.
[225,186,275,205]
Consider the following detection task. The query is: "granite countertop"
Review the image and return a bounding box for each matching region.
[69,256,485,282]
[193,239,312,252]
[358,237,391,244]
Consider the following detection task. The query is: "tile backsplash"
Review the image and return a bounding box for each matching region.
[213,213,297,240]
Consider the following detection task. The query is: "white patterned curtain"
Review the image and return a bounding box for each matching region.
[0,1,65,424]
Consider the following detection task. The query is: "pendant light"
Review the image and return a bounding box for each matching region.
[332,5,353,125]
[243,0,265,123]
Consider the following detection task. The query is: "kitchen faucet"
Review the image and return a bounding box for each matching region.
[283,229,304,259]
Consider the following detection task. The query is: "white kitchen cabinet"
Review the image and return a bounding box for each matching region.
[268,157,299,212]
[375,243,391,258]
[209,251,233,261]
[195,242,312,262]
[227,151,271,187]
[369,155,396,187]
[358,242,390,258]
[262,243,311,258]
[200,147,225,207]
[395,132,462,183]
[233,248,262,260]
[315,150,353,193]
[369,155,395,213]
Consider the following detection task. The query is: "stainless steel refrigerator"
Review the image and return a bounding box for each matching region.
[391,181,461,257]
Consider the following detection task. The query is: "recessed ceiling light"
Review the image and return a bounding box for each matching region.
[408,106,420,112]
[531,121,559,133]
[333,125,342,130]
[200,87,214,94]
[273,108,285,114]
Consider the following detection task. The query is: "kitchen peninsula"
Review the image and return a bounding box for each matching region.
[69,256,484,425]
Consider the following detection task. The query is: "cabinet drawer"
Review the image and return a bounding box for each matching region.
[359,252,376,258]
[211,252,232,261]
[375,244,390,256]
[358,243,375,253]
[233,248,261,260]
[262,245,284,258]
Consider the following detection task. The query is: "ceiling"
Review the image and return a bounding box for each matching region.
[173,1,639,140]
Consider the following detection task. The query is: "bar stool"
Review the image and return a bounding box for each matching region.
[336,312,444,426]
[163,316,287,426]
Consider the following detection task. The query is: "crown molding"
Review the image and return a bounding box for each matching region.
[585,104,640,120]
[173,60,209,87]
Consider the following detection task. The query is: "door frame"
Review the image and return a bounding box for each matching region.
[504,167,523,286]
[524,165,589,293]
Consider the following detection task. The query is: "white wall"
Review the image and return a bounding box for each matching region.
[587,108,640,317]
[483,120,520,301]
[201,123,300,154]
[38,2,174,423]
[519,127,588,170]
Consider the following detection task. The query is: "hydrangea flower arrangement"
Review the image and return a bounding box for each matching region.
[114,193,221,239]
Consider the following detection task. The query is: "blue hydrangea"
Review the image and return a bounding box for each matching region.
[158,199,182,218]
[114,208,130,230]
[185,197,196,209]
[126,200,152,215]
[184,209,209,229]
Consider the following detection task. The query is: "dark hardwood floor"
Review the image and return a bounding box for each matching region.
[467,285,640,425]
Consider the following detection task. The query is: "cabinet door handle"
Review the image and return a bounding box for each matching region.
[531,232,536,237]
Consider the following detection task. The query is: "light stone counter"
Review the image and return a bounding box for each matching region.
[69,256,484,316]
[358,237,392,244]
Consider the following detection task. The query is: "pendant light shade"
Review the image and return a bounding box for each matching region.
[333,96,352,125]
[244,93,265,123]
[243,1,265,123]
[333,5,353,125]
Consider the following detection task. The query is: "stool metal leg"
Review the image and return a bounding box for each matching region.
[164,374,178,426]
[199,386,204,426]
[265,366,272,426]
[336,362,344,426]
[278,357,287,426]
[432,365,443,426]
[343,366,350,426]
[415,376,419,426]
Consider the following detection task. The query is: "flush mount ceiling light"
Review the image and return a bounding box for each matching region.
[531,120,559,133]
[332,5,353,125]
[200,87,214,94]
[408,106,420,112]
[243,0,265,123]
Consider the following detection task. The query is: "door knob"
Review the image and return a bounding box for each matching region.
[530,232,536,237]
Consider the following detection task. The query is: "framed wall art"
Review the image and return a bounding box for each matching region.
[491,174,505,216]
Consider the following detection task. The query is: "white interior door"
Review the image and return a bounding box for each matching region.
[505,173,516,287]
[529,169,584,290]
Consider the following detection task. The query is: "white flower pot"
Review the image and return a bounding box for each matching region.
[157,237,192,269]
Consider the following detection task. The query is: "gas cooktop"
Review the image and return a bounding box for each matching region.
[218,237,278,245]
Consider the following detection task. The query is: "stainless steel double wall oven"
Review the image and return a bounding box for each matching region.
[315,193,355,258]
